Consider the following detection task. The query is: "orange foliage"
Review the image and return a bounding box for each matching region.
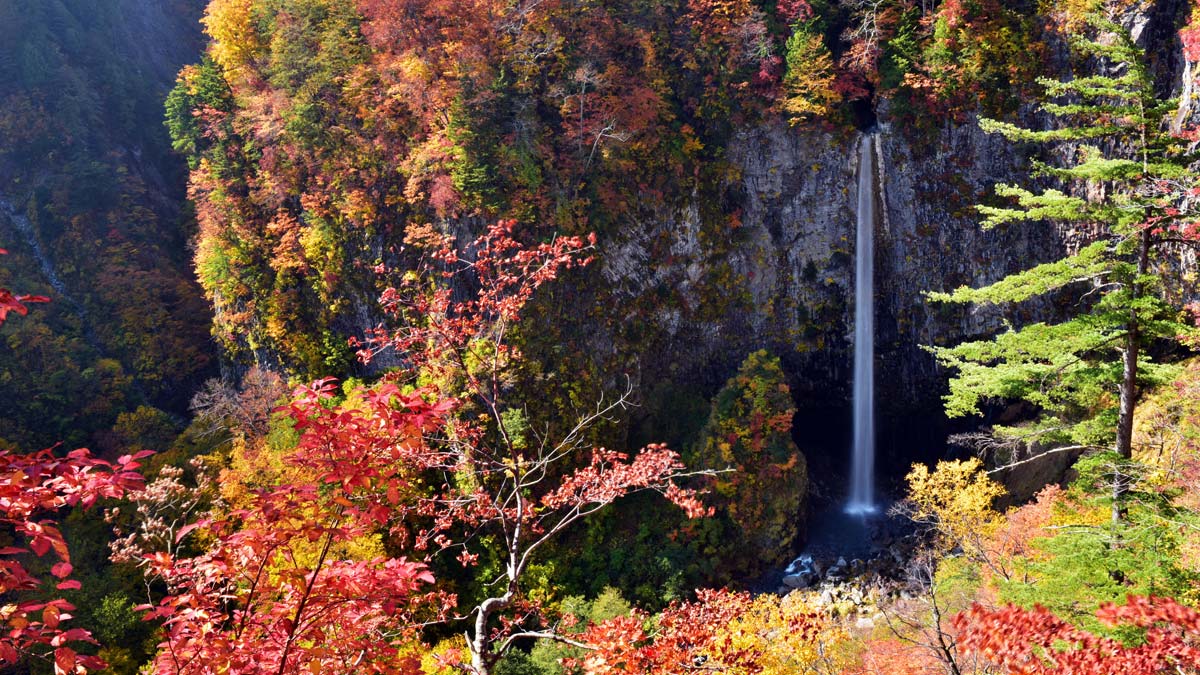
[902,0,1047,116]
[981,484,1061,585]
[849,638,943,675]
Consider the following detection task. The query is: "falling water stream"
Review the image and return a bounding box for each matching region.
[845,134,877,516]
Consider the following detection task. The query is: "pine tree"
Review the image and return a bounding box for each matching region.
[782,18,840,122]
[928,9,1199,478]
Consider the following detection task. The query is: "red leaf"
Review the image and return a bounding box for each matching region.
[53,647,75,675]
[174,521,204,544]
[30,536,51,557]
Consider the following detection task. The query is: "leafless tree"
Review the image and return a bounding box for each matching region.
[190,366,288,439]
[880,551,995,675]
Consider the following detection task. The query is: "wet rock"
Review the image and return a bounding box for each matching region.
[783,571,816,589]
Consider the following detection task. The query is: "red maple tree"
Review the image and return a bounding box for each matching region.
[954,595,1200,674]
[145,221,712,675]
[363,220,712,674]
[0,248,145,674]
[0,448,151,673]
[139,380,450,675]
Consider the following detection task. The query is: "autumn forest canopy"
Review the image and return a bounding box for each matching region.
[8,0,1200,673]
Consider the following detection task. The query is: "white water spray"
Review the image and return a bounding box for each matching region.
[845,134,877,516]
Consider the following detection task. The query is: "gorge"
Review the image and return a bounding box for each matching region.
[9,0,1186,548]
[2,2,1200,672]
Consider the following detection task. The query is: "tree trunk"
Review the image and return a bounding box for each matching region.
[471,594,510,675]
[1115,324,1138,461]
[1113,231,1151,523]
[1115,231,1151,461]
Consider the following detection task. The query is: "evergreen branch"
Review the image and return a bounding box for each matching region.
[976,186,1092,228]
[1035,158,1189,182]
[979,117,1122,143]
[1037,73,1140,97]
[1040,102,1144,118]
[926,241,1110,305]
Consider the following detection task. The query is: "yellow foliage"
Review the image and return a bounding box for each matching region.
[203,0,264,80]
[396,53,435,86]
[710,594,851,675]
[1133,359,1200,496]
[1050,496,1109,530]
[782,30,840,123]
[1132,360,1200,575]
[904,458,1005,556]
[220,435,289,508]
[402,636,467,675]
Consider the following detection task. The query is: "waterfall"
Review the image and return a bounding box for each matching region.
[846,134,877,516]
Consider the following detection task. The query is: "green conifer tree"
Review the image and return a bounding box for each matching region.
[928,9,1198,476]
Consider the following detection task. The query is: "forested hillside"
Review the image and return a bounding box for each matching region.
[170,0,1059,380]
[4,0,1200,674]
[0,0,213,450]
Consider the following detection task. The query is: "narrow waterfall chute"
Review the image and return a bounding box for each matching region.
[0,196,72,301]
[0,194,104,353]
[845,134,877,517]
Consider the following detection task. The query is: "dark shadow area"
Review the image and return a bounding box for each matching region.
[851,98,878,130]
[791,396,958,562]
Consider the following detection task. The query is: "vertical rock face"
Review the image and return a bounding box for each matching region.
[596,114,1067,470]
[873,112,1064,409]
[599,126,860,406]
[593,3,1194,473]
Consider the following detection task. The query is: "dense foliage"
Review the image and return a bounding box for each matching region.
[686,349,808,577]
[6,1,1200,675]
[167,0,1059,376]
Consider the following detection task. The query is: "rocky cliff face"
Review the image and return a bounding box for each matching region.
[601,126,858,400]
[595,0,1195,480]
[873,115,1063,405]
[596,116,1063,476]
